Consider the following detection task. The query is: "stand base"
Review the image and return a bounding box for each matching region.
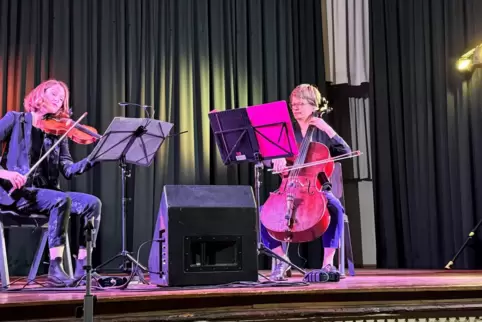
[94,251,148,284]
[258,243,306,275]
[75,295,97,321]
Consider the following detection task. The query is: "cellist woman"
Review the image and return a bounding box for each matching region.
[260,84,352,281]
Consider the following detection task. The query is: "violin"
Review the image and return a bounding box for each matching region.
[39,110,102,145]
[8,112,92,195]
[260,98,360,244]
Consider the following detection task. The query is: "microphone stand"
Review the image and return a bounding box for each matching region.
[77,220,96,322]
[118,102,154,119]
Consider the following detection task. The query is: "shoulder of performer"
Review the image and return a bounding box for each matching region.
[0,111,22,128]
[1,111,23,119]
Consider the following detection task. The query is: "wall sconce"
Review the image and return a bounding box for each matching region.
[456,44,482,72]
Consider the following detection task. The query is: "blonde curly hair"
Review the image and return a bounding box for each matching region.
[289,84,322,108]
[23,79,69,114]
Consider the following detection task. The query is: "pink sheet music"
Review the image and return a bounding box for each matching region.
[246,100,298,159]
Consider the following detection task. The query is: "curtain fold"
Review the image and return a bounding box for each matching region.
[323,0,369,85]
[370,0,482,269]
[349,97,371,181]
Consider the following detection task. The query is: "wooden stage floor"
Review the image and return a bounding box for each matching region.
[1,269,482,321]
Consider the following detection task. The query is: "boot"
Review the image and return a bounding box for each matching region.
[270,257,291,281]
[74,257,86,280]
[47,257,75,287]
[286,266,292,277]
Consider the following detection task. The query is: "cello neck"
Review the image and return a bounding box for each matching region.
[289,124,316,178]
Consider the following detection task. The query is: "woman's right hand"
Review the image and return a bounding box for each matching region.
[0,170,27,189]
[272,158,287,173]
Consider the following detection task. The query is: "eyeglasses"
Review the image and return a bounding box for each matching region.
[290,102,313,108]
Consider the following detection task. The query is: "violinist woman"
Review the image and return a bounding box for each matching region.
[261,84,351,281]
[0,79,101,287]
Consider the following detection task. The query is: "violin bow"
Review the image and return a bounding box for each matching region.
[8,112,88,195]
[268,150,362,175]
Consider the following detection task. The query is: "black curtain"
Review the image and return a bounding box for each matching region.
[370,0,482,269]
[0,0,328,275]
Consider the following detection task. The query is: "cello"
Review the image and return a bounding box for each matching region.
[260,99,358,243]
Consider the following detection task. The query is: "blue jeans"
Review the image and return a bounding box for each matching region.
[8,188,102,249]
[260,191,344,249]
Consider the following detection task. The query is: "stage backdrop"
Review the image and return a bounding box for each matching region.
[0,0,328,275]
[370,0,482,269]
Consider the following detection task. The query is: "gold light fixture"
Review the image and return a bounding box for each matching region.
[456,44,482,72]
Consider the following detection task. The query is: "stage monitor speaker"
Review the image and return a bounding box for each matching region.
[148,185,259,287]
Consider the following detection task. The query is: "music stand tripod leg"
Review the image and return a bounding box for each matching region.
[93,253,123,272]
[253,162,306,275]
[258,243,305,274]
[445,218,482,269]
[124,252,148,284]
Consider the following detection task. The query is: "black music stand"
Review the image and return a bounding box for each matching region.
[208,104,307,277]
[445,218,482,269]
[88,117,174,282]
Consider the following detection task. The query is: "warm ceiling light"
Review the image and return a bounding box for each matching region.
[456,45,482,72]
[456,58,472,71]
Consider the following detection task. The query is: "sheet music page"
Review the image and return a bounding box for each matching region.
[88,117,174,166]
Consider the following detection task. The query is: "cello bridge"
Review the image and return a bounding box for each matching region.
[287,179,304,188]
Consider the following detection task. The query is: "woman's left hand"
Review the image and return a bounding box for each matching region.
[309,117,330,131]
[308,116,337,138]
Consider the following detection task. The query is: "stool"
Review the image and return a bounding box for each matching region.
[331,163,356,277]
[338,214,355,276]
[0,209,73,288]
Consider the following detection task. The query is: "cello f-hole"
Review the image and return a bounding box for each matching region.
[307,181,315,195]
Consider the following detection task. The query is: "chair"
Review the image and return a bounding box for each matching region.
[331,162,355,277]
[0,209,73,289]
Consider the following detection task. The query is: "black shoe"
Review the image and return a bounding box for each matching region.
[47,257,75,287]
[286,268,292,277]
[321,264,341,282]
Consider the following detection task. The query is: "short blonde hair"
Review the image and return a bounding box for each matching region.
[289,84,322,108]
[24,79,70,114]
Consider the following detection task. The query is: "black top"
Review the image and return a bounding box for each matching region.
[29,127,49,187]
[30,127,44,163]
[293,123,351,157]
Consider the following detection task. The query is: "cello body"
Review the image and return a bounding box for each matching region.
[260,141,335,243]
